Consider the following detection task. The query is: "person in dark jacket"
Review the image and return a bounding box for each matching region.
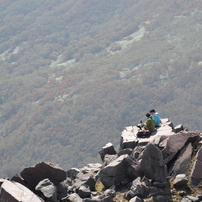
[144,113,156,132]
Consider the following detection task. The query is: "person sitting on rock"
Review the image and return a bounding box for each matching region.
[150,109,161,127]
[143,113,156,132]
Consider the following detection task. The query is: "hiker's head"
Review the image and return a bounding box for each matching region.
[146,113,151,118]
[150,109,156,115]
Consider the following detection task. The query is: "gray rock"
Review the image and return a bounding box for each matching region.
[20,162,66,189]
[0,180,42,202]
[56,181,68,200]
[66,167,80,180]
[83,199,100,202]
[104,186,116,198]
[103,154,118,166]
[129,196,144,202]
[99,142,117,161]
[130,146,145,160]
[78,184,91,198]
[162,131,200,162]
[187,195,199,202]
[196,192,202,200]
[35,178,57,202]
[118,148,133,157]
[98,155,126,188]
[140,143,167,182]
[125,177,149,200]
[98,154,142,188]
[68,193,83,202]
[80,163,102,174]
[120,126,138,149]
[174,124,184,133]
[173,174,188,188]
[156,195,167,202]
[169,143,193,176]
[181,197,192,202]
[148,186,166,197]
[152,181,167,188]
[190,146,202,185]
[76,172,96,191]
[98,194,113,202]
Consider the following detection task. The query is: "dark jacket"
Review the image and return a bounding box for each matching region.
[144,115,155,132]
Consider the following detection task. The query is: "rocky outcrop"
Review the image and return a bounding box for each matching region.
[0,118,201,202]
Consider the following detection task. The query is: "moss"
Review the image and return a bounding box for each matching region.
[113,193,128,202]
[95,180,105,192]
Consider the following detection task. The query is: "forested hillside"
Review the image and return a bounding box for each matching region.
[0,0,202,177]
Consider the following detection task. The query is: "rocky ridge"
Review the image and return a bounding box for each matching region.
[0,119,202,202]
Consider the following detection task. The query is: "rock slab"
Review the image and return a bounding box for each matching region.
[0,180,42,202]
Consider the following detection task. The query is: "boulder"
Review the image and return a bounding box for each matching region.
[173,174,188,188]
[118,148,133,157]
[130,146,145,160]
[66,167,80,180]
[190,146,202,185]
[78,184,91,198]
[186,195,199,202]
[124,177,149,200]
[56,181,68,200]
[99,142,117,161]
[174,124,184,133]
[103,154,118,166]
[20,162,66,189]
[162,131,200,154]
[98,154,142,188]
[162,131,200,163]
[140,143,167,183]
[80,163,102,174]
[11,174,29,189]
[169,143,193,176]
[129,196,144,202]
[68,193,83,202]
[76,172,96,191]
[0,180,42,202]
[181,197,192,202]
[120,126,138,149]
[104,186,116,198]
[148,186,166,197]
[98,194,113,202]
[156,195,167,202]
[83,199,100,202]
[35,178,57,202]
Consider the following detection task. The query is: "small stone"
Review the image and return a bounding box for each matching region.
[156,195,166,202]
[179,191,186,197]
[129,196,143,202]
[173,174,188,188]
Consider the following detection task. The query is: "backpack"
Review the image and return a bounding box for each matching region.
[137,130,151,138]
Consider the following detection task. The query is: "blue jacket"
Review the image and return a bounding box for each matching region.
[152,113,161,126]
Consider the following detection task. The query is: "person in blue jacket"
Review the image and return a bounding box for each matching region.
[150,109,161,127]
